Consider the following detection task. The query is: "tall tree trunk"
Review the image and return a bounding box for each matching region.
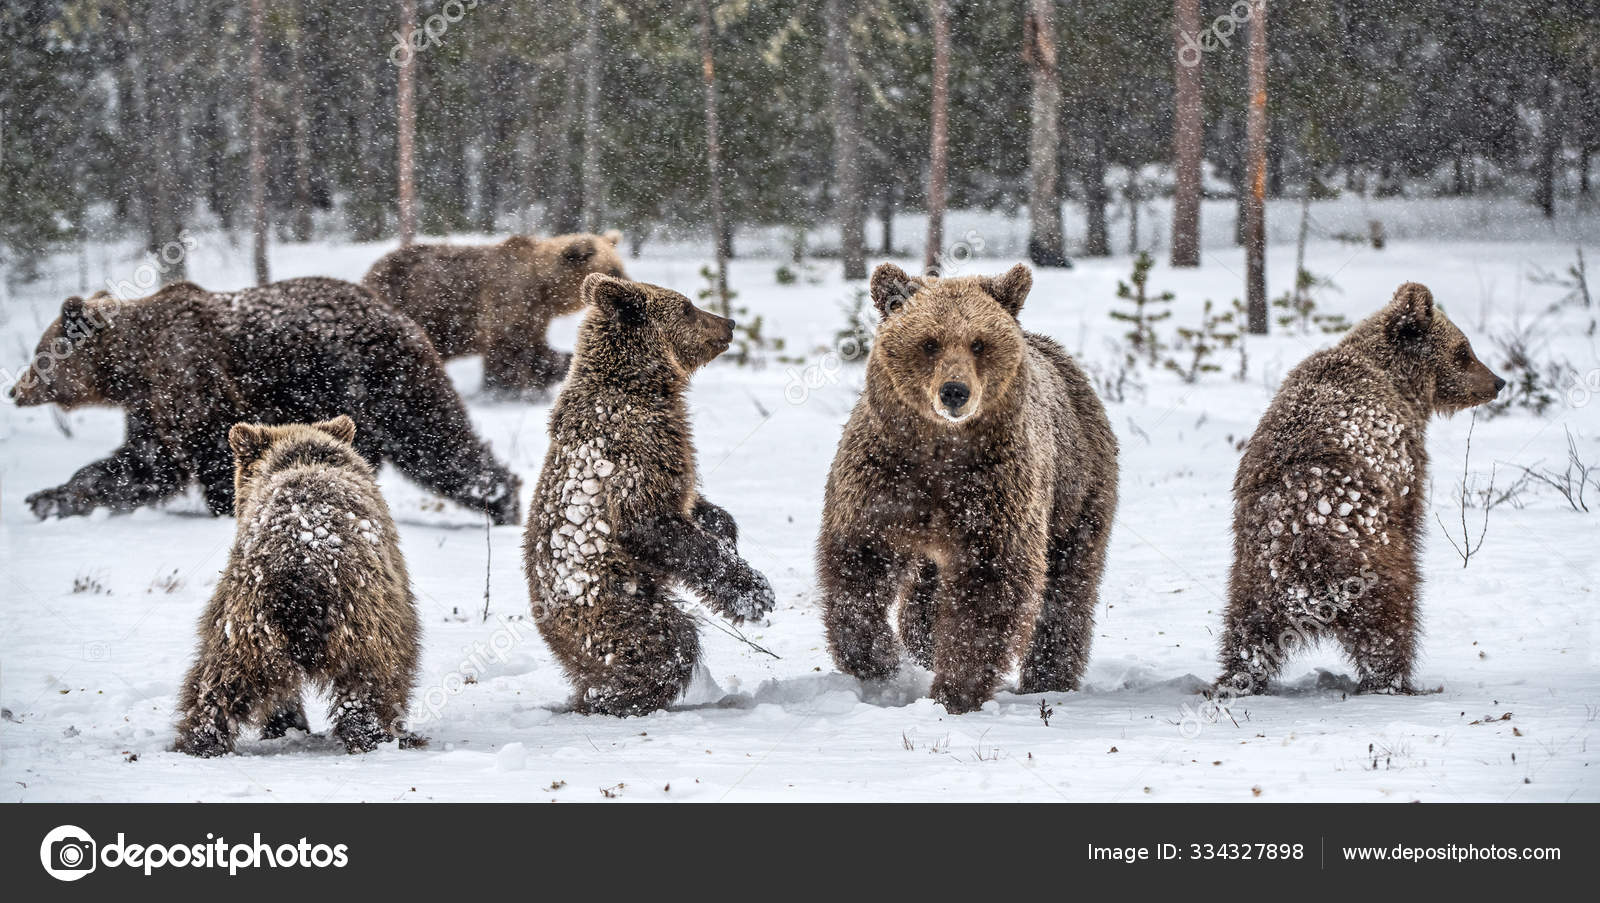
[880,183,893,254]
[1170,0,1202,267]
[248,0,270,284]
[1581,146,1591,196]
[1244,3,1268,334]
[1535,79,1560,219]
[552,36,584,233]
[580,0,604,232]
[1024,0,1067,267]
[1082,134,1109,257]
[1126,171,1139,254]
[144,4,186,284]
[696,0,729,315]
[924,0,950,275]
[289,0,313,242]
[825,0,866,280]
[396,0,418,245]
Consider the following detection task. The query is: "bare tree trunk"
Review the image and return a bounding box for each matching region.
[825,0,867,280]
[289,0,313,242]
[880,185,894,254]
[923,0,950,275]
[396,0,418,246]
[551,41,584,233]
[1535,79,1561,219]
[696,0,729,315]
[248,0,269,283]
[1244,2,1268,334]
[144,4,186,284]
[581,0,604,232]
[1170,0,1202,267]
[1082,134,1109,256]
[1024,0,1066,267]
[1126,172,1139,254]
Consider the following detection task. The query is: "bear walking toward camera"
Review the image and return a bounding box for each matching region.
[173,416,422,756]
[1219,282,1505,696]
[523,274,775,715]
[10,278,520,523]
[817,262,1118,714]
[363,231,626,395]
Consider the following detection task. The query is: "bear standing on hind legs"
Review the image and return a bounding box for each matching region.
[1219,283,1504,697]
[523,274,775,716]
[817,263,1119,714]
[173,417,422,756]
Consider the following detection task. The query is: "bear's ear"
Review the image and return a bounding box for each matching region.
[870,263,920,318]
[60,297,92,337]
[562,238,598,265]
[1386,282,1435,340]
[227,423,272,462]
[584,273,647,327]
[983,263,1032,317]
[601,229,622,246]
[311,415,357,445]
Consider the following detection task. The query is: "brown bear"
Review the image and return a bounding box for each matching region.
[9,277,521,524]
[522,274,775,716]
[1218,282,1504,696]
[362,231,626,396]
[173,416,422,756]
[817,262,1119,714]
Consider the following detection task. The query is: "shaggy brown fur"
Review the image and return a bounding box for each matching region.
[173,417,422,756]
[523,274,775,715]
[10,278,520,524]
[1219,282,1504,696]
[818,263,1119,714]
[362,231,626,395]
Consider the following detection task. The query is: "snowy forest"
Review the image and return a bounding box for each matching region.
[0,0,1597,804]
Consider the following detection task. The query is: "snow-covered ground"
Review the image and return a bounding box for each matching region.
[2,196,1597,802]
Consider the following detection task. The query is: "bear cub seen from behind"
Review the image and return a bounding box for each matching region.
[174,416,423,756]
[524,274,775,716]
[818,263,1119,714]
[1220,282,1504,696]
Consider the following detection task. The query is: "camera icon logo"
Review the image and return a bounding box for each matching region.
[40,825,96,881]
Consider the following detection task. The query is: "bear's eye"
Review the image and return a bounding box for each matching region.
[970,339,985,355]
[921,339,939,356]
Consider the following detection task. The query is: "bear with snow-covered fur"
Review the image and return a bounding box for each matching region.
[523,274,775,715]
[1219,282,1504,695]
[10,278,521,524]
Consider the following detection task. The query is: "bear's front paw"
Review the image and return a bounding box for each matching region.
[26,485,95,519]
[717,565,776,625]
[931,679,987,715]
[172,729,232,758]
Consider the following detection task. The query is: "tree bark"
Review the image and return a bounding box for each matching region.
[1082,134,1109,257]
[1170,0,1202,267]
[581,0,604,232]
[289,0,313,242]
[825,0,867,280]
[1535,78,1560,219]
[552,38,584,233]
[1024,0,1067,267]
[696,0,729,315]
[924,0,950,275]
[248,0,269,283]
[1244,2,1268,334]
[144,3,186,284]
[396,0,418,246]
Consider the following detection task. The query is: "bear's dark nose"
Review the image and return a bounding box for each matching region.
[1493,376,1507,394]
[939,381,970,411]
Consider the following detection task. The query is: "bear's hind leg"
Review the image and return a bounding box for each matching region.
[173,651,275,757]
[572,592,700,716]
[1019,501,1112,694]
[259,696,310,739]
[897,561,938,670]
[1336,582,1419,695]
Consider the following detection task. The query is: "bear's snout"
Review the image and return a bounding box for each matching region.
[1493,374,1507,394]
[938,381,970,413]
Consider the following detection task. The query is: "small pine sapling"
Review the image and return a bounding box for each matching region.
[1273,268,1349,335]
[1165,299,1238,384]
[698,265,784,366]
[1110,251,1174,367]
